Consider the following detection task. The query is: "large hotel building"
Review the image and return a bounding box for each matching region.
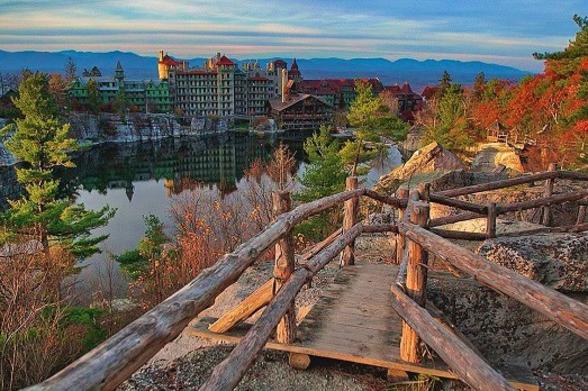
[158,51,297,117]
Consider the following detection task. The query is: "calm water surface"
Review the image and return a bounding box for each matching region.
[2,132,402,303]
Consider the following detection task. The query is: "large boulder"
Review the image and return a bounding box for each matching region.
[478,233,588,292]
[472,143,525,173]
[374,142,466,194]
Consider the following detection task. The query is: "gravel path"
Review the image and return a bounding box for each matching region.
[121,346,389,391]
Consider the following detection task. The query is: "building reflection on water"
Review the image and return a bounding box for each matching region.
[58,132,306,201]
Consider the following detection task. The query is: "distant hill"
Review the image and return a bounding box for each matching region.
[0,50,532,92]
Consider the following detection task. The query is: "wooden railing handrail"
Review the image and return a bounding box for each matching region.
[496,189,588,214]
[389,284,515,391]
[399,221,588,340]
[428,193,488,214]
[28,188,365,391]
[436,171,559,197]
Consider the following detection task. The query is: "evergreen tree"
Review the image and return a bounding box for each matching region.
[473,72,486,100]
[114,87,129,118]
[425,84,472,150]
[294,126,347,241]
[439,70,452,96]
[345,80,409,173]
[86,79,100,114]
[64,57,77,83]
[0,72,114,257]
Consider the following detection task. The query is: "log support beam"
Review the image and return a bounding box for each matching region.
[395,188,410,264]
[208,279,273,334]
[487,202,497,239]
[400,202,429,363]
[341,176,359,266]
[542,163,557,226]
[273,191,296,344]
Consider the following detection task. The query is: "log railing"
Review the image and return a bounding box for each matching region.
[28,166,588,391]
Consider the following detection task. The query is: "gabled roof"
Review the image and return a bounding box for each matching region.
[159,55,182,67]
[269,92,332,111]
[217,55,235,66]
[421,86,439,99]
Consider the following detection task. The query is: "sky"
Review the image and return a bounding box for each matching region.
[0,0,586,71]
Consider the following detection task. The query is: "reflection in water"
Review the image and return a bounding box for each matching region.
[1,132,401,303]
[56,133,307,302]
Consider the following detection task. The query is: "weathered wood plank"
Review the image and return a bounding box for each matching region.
[208,279,273,333]
[199,224,363,391]
[189,264,539,391]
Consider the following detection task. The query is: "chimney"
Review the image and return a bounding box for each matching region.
[159,50,164,61]
[281,68,288,103]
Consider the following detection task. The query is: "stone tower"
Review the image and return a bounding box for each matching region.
[115,61,125,82]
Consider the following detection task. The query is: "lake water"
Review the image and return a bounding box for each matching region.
[2,132,402,303]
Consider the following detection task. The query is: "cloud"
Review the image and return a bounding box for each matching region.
[0,0,583,71]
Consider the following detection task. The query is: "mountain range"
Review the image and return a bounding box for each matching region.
[0,50,532,92]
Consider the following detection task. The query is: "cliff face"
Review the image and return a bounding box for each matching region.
[0,113,233,166]
[68,113,231,143]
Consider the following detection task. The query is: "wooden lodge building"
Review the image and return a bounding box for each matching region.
[268,92,333,131]
[267,68,333,131]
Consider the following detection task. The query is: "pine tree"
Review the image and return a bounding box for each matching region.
[345,80,408,173]
[86,79,100,114]
[473,72,486,100]
[425,84,472,150]
[294,126,347,241]
[114,87,129,118]
[0,72,114,257]
[439,70,452,96]
[64,57,77,82]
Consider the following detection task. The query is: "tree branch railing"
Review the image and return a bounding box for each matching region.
[27,166,588,391]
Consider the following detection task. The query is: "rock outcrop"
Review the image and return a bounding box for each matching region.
[374,142,466,194]
[68,112,231,143]
[478,233,588,292]
[471,142,525,173]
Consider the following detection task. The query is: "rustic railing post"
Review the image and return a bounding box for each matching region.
[542,163,557,226]
[399,201,429,363]
[395,188,410,264]
[272,191,296,344]
[487,202,497,239]
[577,204,587,225]
[341,176,359,266]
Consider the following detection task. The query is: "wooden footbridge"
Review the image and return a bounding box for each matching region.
[29,166,588,391]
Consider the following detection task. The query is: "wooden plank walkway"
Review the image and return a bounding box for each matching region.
[188,263,538,390]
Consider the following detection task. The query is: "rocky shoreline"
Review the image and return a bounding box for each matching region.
[0,113,235,167]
